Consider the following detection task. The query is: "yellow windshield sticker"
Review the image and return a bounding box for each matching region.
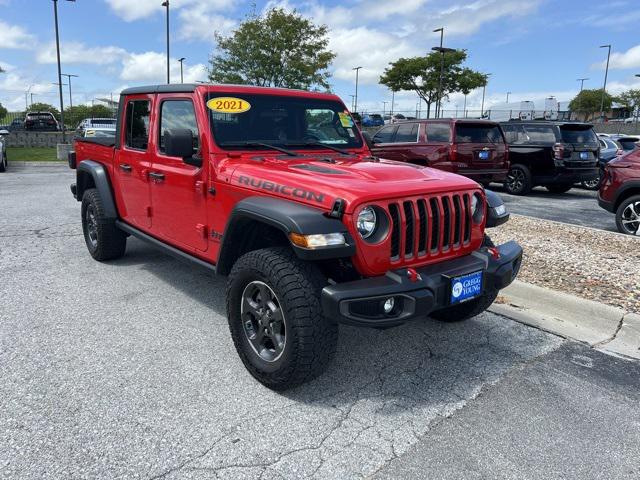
[338,112,354,128]
[206,97,251,114]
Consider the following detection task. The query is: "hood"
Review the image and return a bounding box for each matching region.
[226,153,480,213]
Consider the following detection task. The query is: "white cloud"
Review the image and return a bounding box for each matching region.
[178,5,237,42]
[0,20,35,49]
[36,42,128,65]
[0,71,56,110]
[593,44,640,70]
[104,0,235,22]
[120,51,207,83]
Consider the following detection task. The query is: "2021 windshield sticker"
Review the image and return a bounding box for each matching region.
[206,97,251,114]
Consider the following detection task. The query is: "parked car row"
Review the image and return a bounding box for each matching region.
[364,119,601,196]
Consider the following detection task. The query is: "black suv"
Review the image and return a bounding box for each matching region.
[499,121,599,195]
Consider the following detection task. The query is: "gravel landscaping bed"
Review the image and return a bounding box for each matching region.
[491,214,640,313]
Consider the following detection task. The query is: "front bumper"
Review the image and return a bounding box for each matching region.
[321,241,523,327]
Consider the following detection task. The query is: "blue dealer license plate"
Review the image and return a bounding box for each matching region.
[479,151,490,160]
[450,271,483,304]
[580,152,589,160]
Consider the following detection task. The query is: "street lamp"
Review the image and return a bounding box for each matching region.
[162,1,170,84]
[433,27,444,118]
[30,93,37,107]
[61,73,78,109]
[600,44,612,120]
[382,101,388,117]
[480,74,491,119]
[349,95,355,111]
[178,57,185,83]
[506,91,512,103]
[576,78,589,120]
[352,67,362,114]
[391,90,395,116]
[431,46,457,118]
[52,0,75,143]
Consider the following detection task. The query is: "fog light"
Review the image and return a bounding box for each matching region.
[383,297,395,313]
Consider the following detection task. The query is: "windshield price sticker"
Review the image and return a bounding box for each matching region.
[207,97,251,114]
[338,112,354,128]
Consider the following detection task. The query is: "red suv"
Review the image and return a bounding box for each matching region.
[368,119,509,186]
[599,149,640,235]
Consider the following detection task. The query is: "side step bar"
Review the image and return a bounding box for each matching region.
[115,220,217,273]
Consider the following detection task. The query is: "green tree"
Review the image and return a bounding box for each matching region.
[615,89,640,119]
[28,102,60,116]
[208,8,335,90]
[0,103,7,121]
[569,88,613,120]
[379,50,483,118]
[457,68,488,114]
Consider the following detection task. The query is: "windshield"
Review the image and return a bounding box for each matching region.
[205,93,363,150]
[455,124,503,143]
[618,139,639,151]
[559,126,598,145]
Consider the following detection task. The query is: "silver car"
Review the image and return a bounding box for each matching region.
[0,128,8,173]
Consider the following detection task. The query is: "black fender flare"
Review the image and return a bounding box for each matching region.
[217,196,356,275]
[614,181,640,210]
[75,160,118,219]
[485,189,510,228]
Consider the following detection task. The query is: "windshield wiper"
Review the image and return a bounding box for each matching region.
[219,141,298,157]
[285,141,352,155]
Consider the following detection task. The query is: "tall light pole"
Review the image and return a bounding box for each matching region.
[349,95,355,111]
[382,101,388,117]
[391,90,395,116]
[577,78,589,120]
[352,66,362,114]
[506,91,512,103]
[178,57,185,83]
[431,46,456,118]
[480,74,490,118]
[30,93,37,106]
[25,85,32,111]
[600,44,612,120]
[53,0,75,142]
[61,73,78,109]
[162,1,170,84]
[433,27,444,118]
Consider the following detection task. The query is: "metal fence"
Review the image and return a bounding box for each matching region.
[1,106,118,132]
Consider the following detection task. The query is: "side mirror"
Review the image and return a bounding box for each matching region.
[0,130,9,136]
[164,128,202,167]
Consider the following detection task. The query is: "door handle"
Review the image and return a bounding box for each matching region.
[149,172,165,181]
[119,163,132,172]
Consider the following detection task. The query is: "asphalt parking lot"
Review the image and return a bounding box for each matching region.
[491,184,617,233]
[2,164,639,479]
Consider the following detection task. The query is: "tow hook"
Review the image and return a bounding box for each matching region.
[406,267,421,282]
[488,247,501,260]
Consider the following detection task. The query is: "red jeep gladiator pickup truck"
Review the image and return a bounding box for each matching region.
[69,84,522,390]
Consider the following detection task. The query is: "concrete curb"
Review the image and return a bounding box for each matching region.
[489,280,639,360]
[9,161,67,167]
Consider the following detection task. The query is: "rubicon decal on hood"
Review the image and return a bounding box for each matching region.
[237,175,325,203]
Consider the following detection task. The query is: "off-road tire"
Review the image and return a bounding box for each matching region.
[430,235,498,322]
[0,152,6,172]
[504,164,532,195]
[546,183,573,194]
[81,188,126,261]
[226,247,338,390]
[615,194,640,235]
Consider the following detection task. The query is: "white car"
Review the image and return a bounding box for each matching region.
[0,128,8,173]
[83,127,116,138]
[76,117,116,136]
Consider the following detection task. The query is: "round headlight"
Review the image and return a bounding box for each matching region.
[357,206,377,238]
[472,193,484,223]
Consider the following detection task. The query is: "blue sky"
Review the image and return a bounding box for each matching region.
[1,0,640,115]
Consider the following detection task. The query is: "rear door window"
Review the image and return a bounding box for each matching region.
[501,124,528,144]
[455,124,503,143]
[394,123,419,143]
[522,125,557,144]
[372,125,396,143]
[425,123,450,142]
[125,100,151,150]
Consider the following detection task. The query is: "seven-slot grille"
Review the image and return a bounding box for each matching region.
[387,193,474,261]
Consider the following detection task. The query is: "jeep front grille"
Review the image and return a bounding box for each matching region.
[387,193,473,261]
